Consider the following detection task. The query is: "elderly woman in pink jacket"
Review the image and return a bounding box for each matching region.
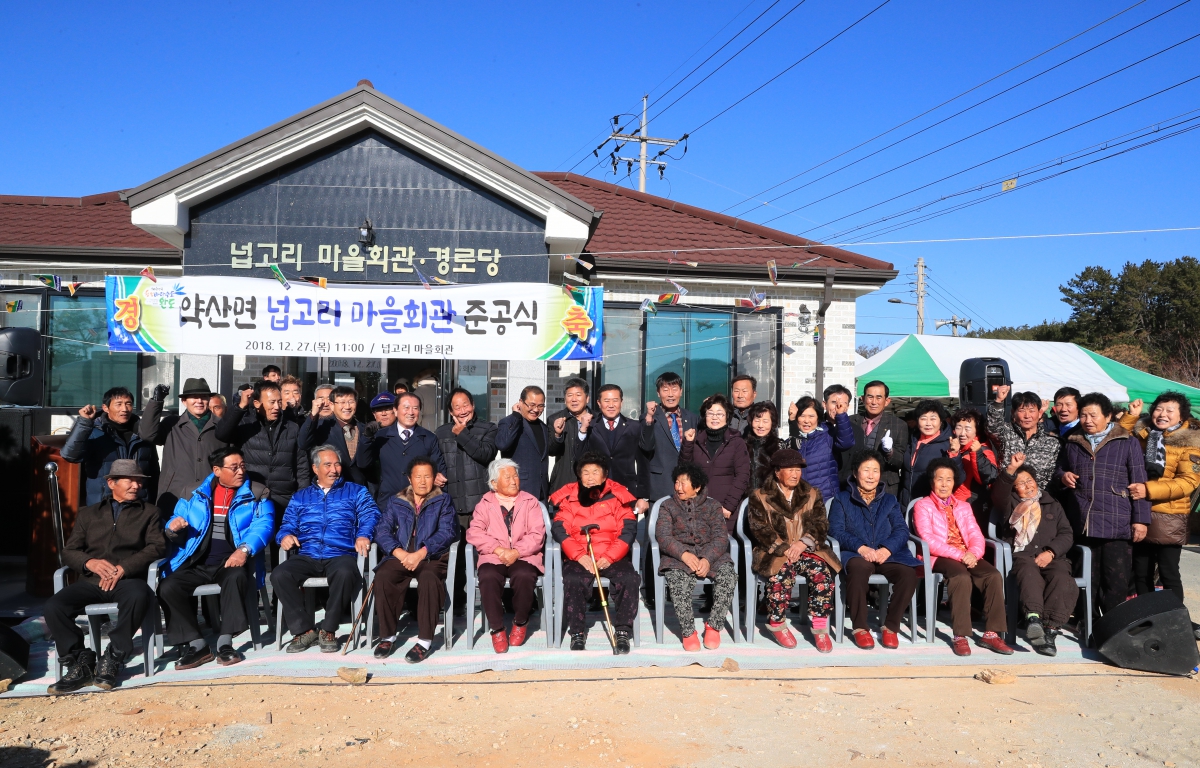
[466,458,546,654]
[913,458,1012,657]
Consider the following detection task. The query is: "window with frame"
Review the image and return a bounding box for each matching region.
[46,294,138,407]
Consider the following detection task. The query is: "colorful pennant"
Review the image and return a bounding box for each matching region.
[5,300,22,313]
[431,276,451,285]
[562,284,586,306]
[664,278,688,297]
[667,255,699,268]
[140,266,157,283]
[639,298,658,314]
[414,267,432,290]
[66,282,82,297]
[33,274,61,291]
[767,259,778,286]
[269,263,291,290]
[301,275,328,289]
[657,293,684,305]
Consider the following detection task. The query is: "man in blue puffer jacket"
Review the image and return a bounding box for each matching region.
[158,446,274,669]
[272,444,380,653]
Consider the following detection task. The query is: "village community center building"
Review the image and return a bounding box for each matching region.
[0,82,896,554]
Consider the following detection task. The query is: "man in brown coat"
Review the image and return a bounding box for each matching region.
[45,459,166,694]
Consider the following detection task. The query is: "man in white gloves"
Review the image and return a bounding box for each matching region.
[838,379,909,497]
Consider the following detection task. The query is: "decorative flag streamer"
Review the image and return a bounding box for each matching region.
[790,256,820,269]
[431,276,451,285]
[667,256,700,268]
[737,287,769,311]
[269,264,291,290]
[301,275,328,289]
[414,267,432,290]
[767,260,778,286]
[5,300,22,313]
[562,272,589,285]
[657,293,683,306]
[563,284,586,306]
[66,282,82,297]
[1002,178,1017,192]
[140,267,156,283]
[33,274,61,291]
[639,298,658,314]
[664,278,688,297]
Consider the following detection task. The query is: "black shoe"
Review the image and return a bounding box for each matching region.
[1026,616,1046,646]
[614,629,632,655]
[47,650,95,695]
[216,646,243,666]
[1035,630,1058,657]
[404,643,430,664]
[318,629,341,653]
[374,640,396,659]
[286,629,319,654]
[92,646,125,691]
[570,633,587,651]
[1193,622,1200,641]
[175,645,214,670]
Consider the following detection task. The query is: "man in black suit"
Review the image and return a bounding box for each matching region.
[298,385,370,488]
[577,384,650,515]
[495,385,552,501]
[638,371,698,502]
[548,377,592,495]
[838,379,909,497]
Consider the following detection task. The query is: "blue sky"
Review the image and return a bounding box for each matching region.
[1,0,1197,346]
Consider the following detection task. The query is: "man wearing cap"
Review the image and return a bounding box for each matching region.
[358,391,447,506]
[45,459,166,693]
[157,446,274,669]
[139,378,228,512]
[298,385,370,488]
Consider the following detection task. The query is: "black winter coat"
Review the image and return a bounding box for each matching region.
[62,498,166,584]
[679,429,751,533]
[900,427,963,508]
[436,417,498,526]
[215,404,310,504]
[743,431,782,493]
[138,397,227,508]
[61,414,160,506]
[297,415,371,488]
[495,412,551,501]
[548,408,590,495]
[990,471,1075,562]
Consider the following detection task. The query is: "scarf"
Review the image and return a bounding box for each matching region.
[1009,490,1042,553]
[188,412,211,431]
[1084,422,1113,451]
[858,486,877,506]
[578,480,606,508]
[704,426,727,458]
[910,431,939,467]
[494,491,518,533]
[1144,422,1182,479]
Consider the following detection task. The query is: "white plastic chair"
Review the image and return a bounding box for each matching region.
[274,547,368,650]
[52,563,158,678]
[733,499,845,644]
[463,501,556,649]
[362,542,457,650]
[550,504,642,647]
[148,563,271,659]
[648,497,743,644]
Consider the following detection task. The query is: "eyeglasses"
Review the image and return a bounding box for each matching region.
[523,402,546,412]
[221,463,247,472]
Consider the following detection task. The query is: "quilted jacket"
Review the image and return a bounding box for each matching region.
[375,486,458,564]
[912,492,985,568]
[466,490,545,572]
[549,480,638,564]
[275,478,380,559]
[784,412,855,503]
[163,476,275,587]
[1056,423,1151,540]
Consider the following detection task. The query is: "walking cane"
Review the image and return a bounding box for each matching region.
[342,558,373,656]
[581,524,619,654]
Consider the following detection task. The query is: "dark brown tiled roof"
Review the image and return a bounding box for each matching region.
[535,173,892,271]
[0,192,175,251]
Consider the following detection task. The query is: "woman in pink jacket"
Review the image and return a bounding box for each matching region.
[913,458,1012,657]
[466,458,546,654]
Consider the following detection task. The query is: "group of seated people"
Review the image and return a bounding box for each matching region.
[43,369,1196,693]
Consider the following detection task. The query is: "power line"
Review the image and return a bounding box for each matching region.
[812,94,1200,241]
[660,0,894,140]
[555,0,762,171]
[761,27,1200,225]
[718,0,1151,216]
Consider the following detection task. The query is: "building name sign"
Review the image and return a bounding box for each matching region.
[106,276,602,362]
[225,242,507,278]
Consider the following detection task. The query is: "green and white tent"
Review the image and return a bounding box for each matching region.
[856,335,1200,408]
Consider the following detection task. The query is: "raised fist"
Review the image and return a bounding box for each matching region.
[1128,398,1144,418]
[553,416,566,436]
[152,384,170,402]
[993,384,1010,403]
[644,401,657,424]
[238,388,253,409]
[578,411,593,433]
[78,404,97,420]
[683,428,697,442]
[788,402,798,422]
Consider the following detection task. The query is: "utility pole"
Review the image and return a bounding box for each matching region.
[935,315,973,337]
[915,257,926,335]
[610,95,679,192]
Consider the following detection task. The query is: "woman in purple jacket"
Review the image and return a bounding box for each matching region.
[1057,392,1151,616]
[784,396,854,503]
[680,394,751,533]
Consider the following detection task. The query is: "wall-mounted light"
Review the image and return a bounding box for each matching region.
[797,303,812,332]
[358,219,375,248]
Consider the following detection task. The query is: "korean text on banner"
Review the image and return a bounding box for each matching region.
[106,276,603,361]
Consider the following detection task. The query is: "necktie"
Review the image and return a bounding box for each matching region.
[668,413,681,450]
[865,418,876,437]
[401,429,411,442]
[607,418,616,431]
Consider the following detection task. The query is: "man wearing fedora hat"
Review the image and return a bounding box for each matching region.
[45,459,166,694]
[139,378,229,512]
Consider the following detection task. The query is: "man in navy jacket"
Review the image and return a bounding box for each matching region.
[357,391,446,506]
[495,385,552,501]
[271,445,379,653]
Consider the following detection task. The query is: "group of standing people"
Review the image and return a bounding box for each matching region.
[42,365,1197,693]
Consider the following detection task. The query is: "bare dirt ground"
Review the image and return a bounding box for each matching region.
[0,663,1197,768]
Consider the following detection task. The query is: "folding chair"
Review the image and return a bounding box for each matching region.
[826,537,917,643]
[648,497,742,644]
[149,563,271,658]
[734,500,844,644]
[51,562,159,678]
[363,542,457,651]
[463,502,556,649]
[274,548,368,650]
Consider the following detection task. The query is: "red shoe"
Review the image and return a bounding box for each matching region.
[703,625,721,650]
[977,631,1014,655]
[852,629,875,650]
[681,632,701,652]
[951,636,972,656]
[508,624,528,648]
[768,623,797,649]
[880,628,899,649]
[490,630,509,654]
[814,633,833,654]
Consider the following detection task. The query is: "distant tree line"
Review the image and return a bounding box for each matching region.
[969,256,1200,385]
